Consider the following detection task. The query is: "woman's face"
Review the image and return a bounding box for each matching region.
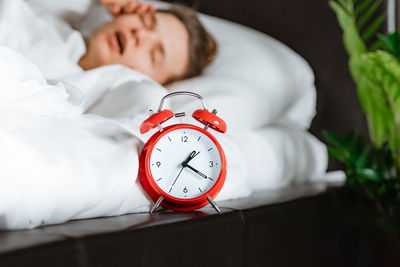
[84,12,189,84]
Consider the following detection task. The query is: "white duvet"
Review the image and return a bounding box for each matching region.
[0,0,328,229]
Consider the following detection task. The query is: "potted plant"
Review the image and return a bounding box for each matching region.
[326,0,400,261]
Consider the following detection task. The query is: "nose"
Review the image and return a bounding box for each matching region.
[132,29,157,48]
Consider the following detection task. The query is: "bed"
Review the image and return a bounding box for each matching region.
[0,0,335,229]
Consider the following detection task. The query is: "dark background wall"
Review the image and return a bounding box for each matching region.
[166,0,376,169]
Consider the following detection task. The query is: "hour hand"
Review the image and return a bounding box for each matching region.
[183,163,208,179]
[182,151,196,165]
[182,151,200,166]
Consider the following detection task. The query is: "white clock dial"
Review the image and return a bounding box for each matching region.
[149,128,222,199]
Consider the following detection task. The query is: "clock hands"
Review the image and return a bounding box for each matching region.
[171,167,184,187]
[182,163,208,179]
[182,150,200,165]
[182,151,196,166]
[172,151,199,187]
[180,151,207,179]
[171,150,207,194]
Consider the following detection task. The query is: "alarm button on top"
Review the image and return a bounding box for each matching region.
[192,109,227,133]
[140,110,174,134]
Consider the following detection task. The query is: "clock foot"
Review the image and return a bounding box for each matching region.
[207,196,221,214]
[150,196,164,213]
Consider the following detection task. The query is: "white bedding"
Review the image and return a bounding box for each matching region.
[0,0,330,229]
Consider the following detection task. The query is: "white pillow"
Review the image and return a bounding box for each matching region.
[167,13,317,130]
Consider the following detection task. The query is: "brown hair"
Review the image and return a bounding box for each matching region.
[158,4,217,83]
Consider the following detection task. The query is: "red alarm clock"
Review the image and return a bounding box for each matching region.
[139,91,227,213]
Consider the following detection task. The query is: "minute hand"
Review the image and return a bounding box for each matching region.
[183,163,208,179]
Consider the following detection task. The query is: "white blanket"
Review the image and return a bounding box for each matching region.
[0,0,329,229]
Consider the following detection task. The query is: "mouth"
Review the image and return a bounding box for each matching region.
[115,31,125,54]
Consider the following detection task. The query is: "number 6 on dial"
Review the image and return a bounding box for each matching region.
[139,91,227,213]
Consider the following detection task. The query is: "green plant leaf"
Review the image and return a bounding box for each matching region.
[356,145,372,168]
[365,51,400,159]
[338,0,352,12]
[327,147,349,163]
[346,51,400,160]
[355,0,373,16]
[356,0,382,30]
[377,32,400,58]
[350,134,364,159]
[344,131,357,145]
[361,12,386,43]
[329,1,367,55]
[357,168,382,181]
[369,38,382,51]
[323,131,349,149]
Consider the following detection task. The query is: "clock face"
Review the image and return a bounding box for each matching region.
[149,128,222,199]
